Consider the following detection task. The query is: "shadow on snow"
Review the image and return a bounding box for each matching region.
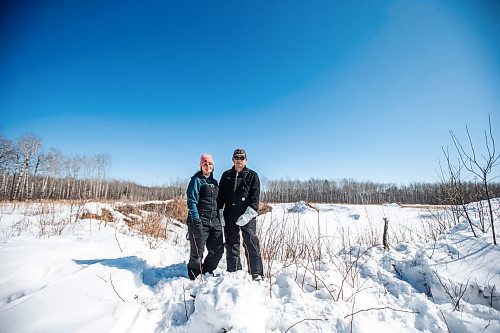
[73,256,189,287]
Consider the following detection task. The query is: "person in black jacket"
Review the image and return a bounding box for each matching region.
[186,154,224,280]
[218,148,264,281]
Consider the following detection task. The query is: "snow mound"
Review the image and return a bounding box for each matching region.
[288,201,318,213]
[383,203,401,208]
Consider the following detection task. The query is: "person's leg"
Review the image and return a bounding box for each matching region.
[224,221,242,272]
[203,223,224,274]
[241,219,264,278]
[187,219,208,280]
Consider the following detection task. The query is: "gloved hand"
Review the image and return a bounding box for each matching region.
[236,207,258,226]
[219,209,225,227]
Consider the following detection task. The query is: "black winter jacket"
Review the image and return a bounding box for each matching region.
[218,166,260,223]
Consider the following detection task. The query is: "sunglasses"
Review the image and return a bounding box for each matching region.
[233,155,246,161]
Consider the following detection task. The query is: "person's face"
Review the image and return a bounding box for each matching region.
[201,161,214,175]
[232,155,247,170]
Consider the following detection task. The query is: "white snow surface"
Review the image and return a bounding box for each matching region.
[0,200,499,333]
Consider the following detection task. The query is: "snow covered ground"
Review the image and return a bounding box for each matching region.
[0,200,499,332]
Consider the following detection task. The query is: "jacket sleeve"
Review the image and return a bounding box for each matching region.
[186,177,200,220]
[248,171,260,213]
[217,172,226,210]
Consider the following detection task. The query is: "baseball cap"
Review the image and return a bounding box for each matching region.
[233,148,246,158]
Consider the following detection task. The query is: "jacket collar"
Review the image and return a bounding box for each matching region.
[194,170,214,180]
[231,166,248,175]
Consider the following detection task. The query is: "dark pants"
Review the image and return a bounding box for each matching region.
[224,218,263,276]
[187,217,224,280]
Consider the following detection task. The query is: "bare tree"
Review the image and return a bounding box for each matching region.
[14,134,42,200]
[41,148,63,199]
[0,132,187,202]
[0,134,16,197]
[439,147,478,237]
[450,115,499,245]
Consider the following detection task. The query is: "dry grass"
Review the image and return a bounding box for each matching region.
[80,208,114,223]
[165,199,188,223]
[139,213,166,249]
[137,203,167,213]
[258,202,273,216]
[80,212,101,220]
[400,204,448,210]
[101,208,114,222]
[135,199,188,223]
[116,204,142,216]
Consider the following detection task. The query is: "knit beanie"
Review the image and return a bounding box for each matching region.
[200,154,214,169]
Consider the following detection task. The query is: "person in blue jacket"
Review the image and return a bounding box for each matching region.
[186,154,224,280]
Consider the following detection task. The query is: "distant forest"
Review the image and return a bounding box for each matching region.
[1,133,499,204]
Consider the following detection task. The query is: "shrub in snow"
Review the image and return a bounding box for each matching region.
[165,199,188,223]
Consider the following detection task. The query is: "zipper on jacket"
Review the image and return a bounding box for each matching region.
[233,172,239,193]
[210,181,214,223]
[230,171,239,207]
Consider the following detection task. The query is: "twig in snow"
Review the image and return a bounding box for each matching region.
[109,274,125,302]
[435,271,470,311]
[284,318,327,333]
[344,306,418,319]
[114,228,123,252]
[438,309,451,333]
[182,283,188,321]
[96,274,108,283]
[478,320,491,333]
[350,295,356,333]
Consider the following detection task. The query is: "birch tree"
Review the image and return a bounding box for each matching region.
[14,134,41,200]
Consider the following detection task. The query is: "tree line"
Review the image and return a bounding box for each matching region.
[1,132,498,205]
[0,133,184,202]
[260,178,500,205]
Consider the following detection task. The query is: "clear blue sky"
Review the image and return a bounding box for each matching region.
[1,0,499,186]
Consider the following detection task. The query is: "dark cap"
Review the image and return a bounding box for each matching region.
[233,148,247,158]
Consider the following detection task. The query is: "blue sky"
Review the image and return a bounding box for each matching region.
[1,0,499,186]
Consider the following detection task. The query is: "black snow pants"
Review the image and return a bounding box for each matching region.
[187,215,224,280]
[224,217,263,276]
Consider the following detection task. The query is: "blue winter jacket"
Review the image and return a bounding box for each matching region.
[186,171,219,221]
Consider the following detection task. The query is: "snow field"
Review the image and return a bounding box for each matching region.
[0,200,499,332]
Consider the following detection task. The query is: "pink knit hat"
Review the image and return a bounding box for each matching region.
[200,154,214,169]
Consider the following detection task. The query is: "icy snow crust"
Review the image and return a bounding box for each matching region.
[0,200,499,332]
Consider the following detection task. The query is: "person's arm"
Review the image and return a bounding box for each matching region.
[236,171,260,226]
[217,172,226,211]
[186,177,200,221]
[217,173,226,226]
[248,171,260,213]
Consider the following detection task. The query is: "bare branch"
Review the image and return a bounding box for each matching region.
[344,306,418,318]
[284,318,327,333]
[109,274,125,302]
